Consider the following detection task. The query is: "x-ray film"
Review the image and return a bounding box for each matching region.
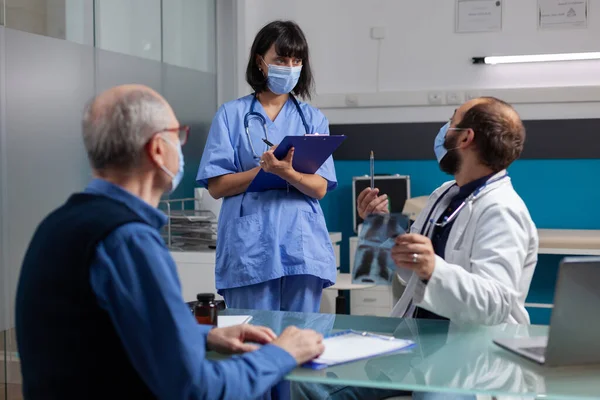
[352,213,409,285]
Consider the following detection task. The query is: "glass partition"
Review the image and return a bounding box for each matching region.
[162,0,216,72]
[94,0,162,61]
[0,2,217,397]
[3,0,93,46]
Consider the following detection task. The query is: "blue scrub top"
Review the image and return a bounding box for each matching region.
[197,94,337,292]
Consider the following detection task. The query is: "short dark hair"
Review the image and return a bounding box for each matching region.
[245,20,314,100]
[456,97,526,171]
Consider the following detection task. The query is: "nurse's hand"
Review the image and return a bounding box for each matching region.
[259,147,294,177]
[391,233,436,281]
[272,326,325,365]
[207,324,277,355]
[357,188,389,219]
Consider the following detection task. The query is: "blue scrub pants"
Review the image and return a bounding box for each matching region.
[221,274,324,313]
[222,275,324,400]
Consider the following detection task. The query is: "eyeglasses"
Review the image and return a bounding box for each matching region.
[154,125,190,146]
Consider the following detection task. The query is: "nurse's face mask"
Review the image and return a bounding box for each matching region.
[434,121,467,175]
[261,57,302,95]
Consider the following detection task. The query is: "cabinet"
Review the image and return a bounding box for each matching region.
[349,236,394,316]
[171,232,343,304]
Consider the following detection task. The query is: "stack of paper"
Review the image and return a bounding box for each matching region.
[304,330,414,370]
[217,315,253,328]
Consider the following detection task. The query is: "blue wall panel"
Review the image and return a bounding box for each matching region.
[321,159,600,324]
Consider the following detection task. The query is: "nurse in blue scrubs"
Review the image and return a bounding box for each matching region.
[196,20,337,313]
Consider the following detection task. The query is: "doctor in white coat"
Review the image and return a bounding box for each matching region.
[358,96,539,325]
[292,98,538,399]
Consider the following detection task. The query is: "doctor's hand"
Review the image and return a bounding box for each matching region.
[260,147,295,177]
[272,326,325,365]
[207,324,277,355]
[357,188,389,220]
[391,233,436,281]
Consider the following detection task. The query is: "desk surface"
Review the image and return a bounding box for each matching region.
[538,229,600,255]
[222,309,600,399]
[325,273,377,291]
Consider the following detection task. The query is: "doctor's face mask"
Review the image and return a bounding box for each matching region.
[434,122,466,175]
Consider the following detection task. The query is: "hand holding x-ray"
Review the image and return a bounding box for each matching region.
[352,213,409,285]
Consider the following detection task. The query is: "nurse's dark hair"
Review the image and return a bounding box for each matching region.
[246,20,314,100]
[456,97,526,171]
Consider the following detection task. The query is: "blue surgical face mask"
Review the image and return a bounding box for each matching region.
[434,122,450,163]
[434,122,465,163]
[159,136,185,194]
[263,59,302,95]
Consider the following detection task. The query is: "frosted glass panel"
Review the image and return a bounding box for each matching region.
[4,28,93,329]
[95,47,163,93]
[4,0,93,45]
[0,25,6,400]
[162,0,216,73]
[95,0,162,62]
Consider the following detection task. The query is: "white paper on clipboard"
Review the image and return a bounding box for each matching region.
[304,330,414,369]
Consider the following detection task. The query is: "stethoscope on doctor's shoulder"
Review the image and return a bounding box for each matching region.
[244,93,310,159]
[419,172,510,236]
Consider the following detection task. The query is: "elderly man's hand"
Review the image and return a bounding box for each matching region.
[391,234,436,281]
[357,188,389,220]
[207,325,277,355]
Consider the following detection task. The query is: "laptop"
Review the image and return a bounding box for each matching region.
[494,257,600,367]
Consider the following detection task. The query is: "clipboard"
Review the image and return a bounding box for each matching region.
[302,329,415,370]
[246,135,346,192]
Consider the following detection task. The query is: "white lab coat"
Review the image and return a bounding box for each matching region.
[390,170,539,325]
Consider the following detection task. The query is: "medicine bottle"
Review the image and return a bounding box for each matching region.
[194,293,218,326]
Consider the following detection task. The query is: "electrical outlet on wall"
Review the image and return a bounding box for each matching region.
[345,94,359,107]
[446,91,464,105]
[465,91,481,101]
[427,92,444,105]
[370,27,386,40]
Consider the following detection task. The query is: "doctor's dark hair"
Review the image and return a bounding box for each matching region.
[245,20,314,99]
[456,97,526,171]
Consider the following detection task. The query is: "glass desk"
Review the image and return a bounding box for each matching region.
[221,309,600,399]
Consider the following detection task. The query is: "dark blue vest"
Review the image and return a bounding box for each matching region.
[16,193,157,399]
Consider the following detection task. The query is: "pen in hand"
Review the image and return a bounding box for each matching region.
[370,150,375,190]
[262,138,274,147]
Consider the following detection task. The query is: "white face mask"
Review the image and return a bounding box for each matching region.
[159,136,185,194]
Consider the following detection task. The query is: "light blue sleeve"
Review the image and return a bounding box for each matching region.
[89,223,297,400]
[196,105,238,188]
[314,113,338,191]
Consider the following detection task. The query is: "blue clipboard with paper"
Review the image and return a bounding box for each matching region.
[352,213,409,285]
[246,135,346,192]
[302,330,415,370]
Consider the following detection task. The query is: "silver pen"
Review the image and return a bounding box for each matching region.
[370,150,375,190]
[352,330,396,341]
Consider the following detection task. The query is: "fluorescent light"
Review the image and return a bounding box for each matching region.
[472,52,600,65]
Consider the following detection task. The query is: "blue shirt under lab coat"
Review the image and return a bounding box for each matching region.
[86,179,296,400]
[196,95,338,293]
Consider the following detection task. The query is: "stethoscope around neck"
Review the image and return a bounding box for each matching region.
[243,93,310,159]
[420,173,509,236]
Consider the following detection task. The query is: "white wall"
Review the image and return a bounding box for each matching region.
[234,0,600,123]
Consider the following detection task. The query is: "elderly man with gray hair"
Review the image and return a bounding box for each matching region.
[15,84,324,400]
